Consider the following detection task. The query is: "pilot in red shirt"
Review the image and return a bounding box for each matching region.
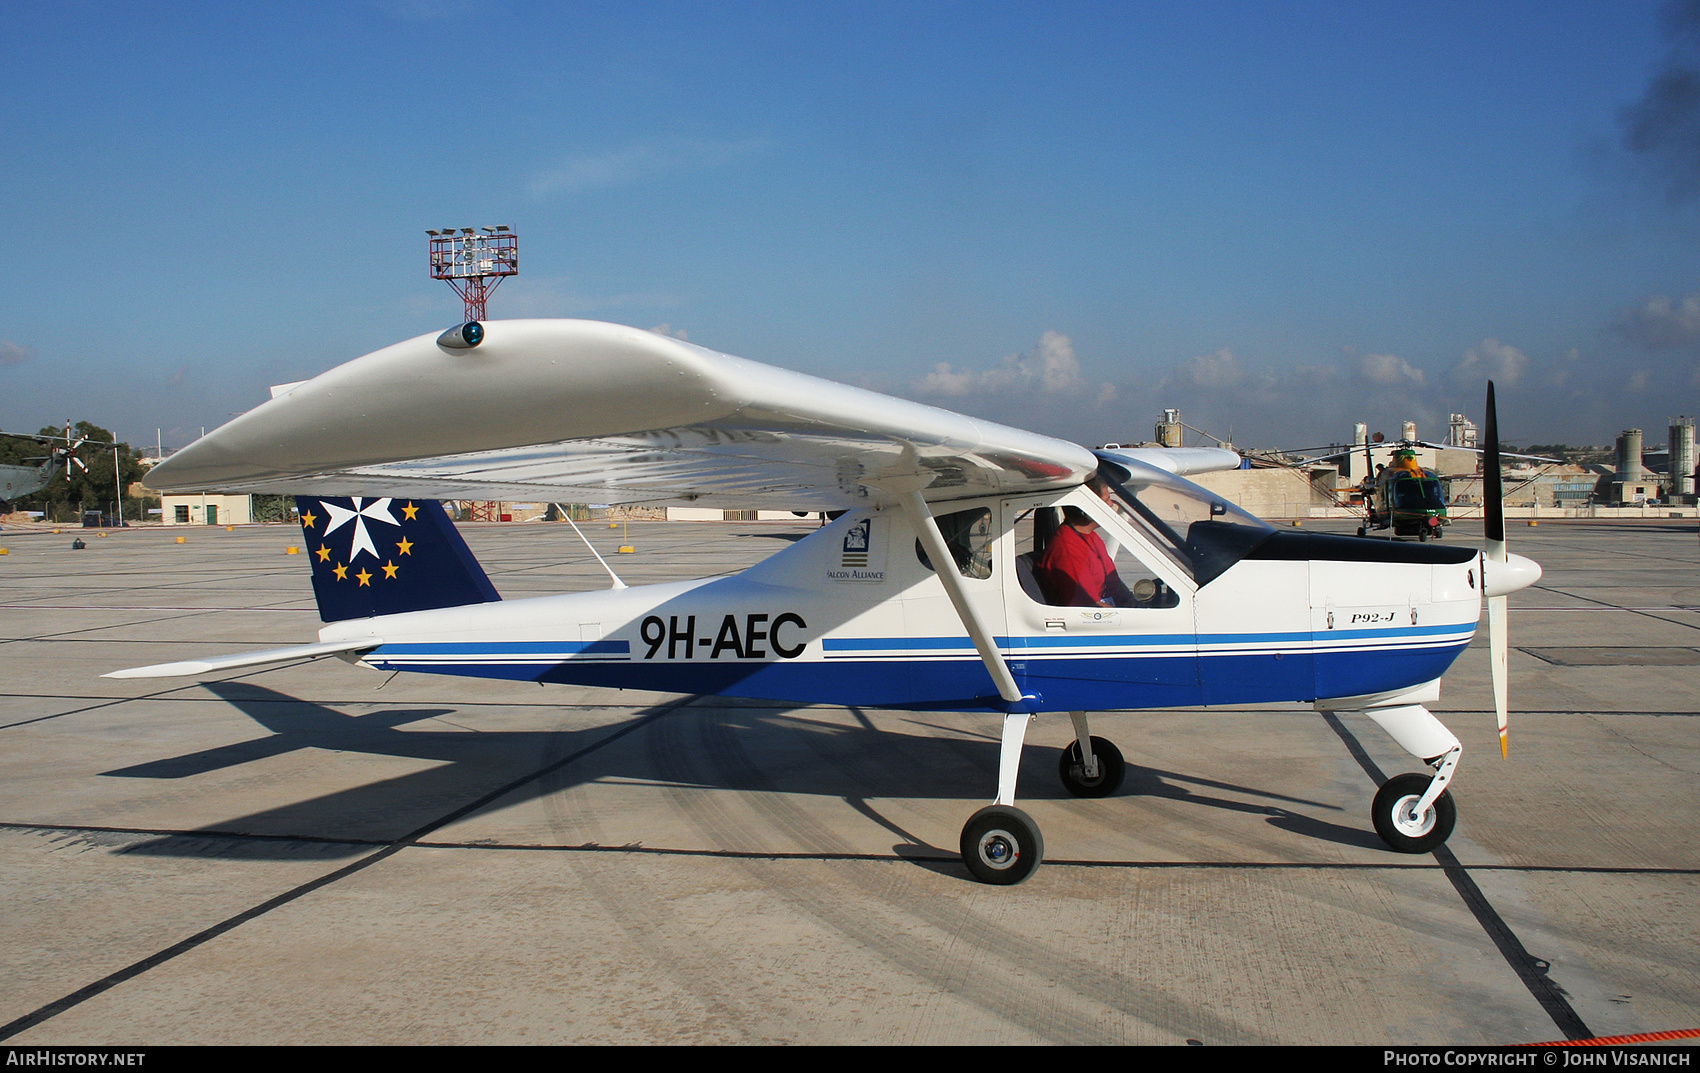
[1035,506,1134,607]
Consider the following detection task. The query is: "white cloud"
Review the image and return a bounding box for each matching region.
[1451,338,1529,386]
[1357,352,1426,386]
[0,339,31,367]
[1178,347,1244,388]
[648,323,689,341]
[1617,292,1700,349]
[528,138,766,198]
[1627,369,1651,391]
[914,331,1094,397]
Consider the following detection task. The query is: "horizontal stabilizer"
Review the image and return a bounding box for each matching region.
[104,640,378,680]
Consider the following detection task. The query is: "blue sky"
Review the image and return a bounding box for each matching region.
[4,1,1699,452]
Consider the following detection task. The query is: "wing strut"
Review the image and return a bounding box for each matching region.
[899,490,1025,707]
[559,508,627,589]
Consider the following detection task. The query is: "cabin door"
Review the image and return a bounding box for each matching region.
[999,490,1202,710]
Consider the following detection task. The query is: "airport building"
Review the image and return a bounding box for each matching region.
[159,493,253,526]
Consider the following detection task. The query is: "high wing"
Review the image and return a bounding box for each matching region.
[144,320,1236,508]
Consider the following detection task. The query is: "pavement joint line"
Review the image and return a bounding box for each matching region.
[0,693,697,1043]
[0,821,390,848]
[0,608,268,646]
[6,821,1697,875]
[1513,607,1700,611]
[1319,711,1595,1042]
[1434,709,1700,717]
[1532,584,1700,631]
[0,660,335,731]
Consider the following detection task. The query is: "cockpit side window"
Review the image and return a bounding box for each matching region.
[1012,500,1180,609]
[914,506,994,579]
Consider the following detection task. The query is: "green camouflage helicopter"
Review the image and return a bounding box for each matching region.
[1359,448,1449,540]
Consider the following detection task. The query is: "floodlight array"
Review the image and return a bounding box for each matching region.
[427,226,517,322]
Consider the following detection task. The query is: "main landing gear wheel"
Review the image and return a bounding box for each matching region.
[961,805,1044,885]
[1372,772,1457,853]
[1058,736,1125,798]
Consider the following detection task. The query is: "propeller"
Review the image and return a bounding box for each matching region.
[1478,384,1544,756]
[1483,382,1509,757]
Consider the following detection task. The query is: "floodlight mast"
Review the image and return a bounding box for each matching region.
[427,226,517,322]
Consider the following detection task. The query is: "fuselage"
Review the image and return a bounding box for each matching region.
[321,481,1485,714]
[0,460,51,504]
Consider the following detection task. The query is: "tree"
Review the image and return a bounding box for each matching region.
[252,494,295,523]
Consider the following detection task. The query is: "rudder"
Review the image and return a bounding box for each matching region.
[295,496,500,622]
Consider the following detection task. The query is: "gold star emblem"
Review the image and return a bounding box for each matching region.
[301,510,318,531]
[401,502,419,521]
[382,560,399,579]
[396,536,413,556]
[316,545,332,562]
[332,562,348,581]
[356,568,373,587]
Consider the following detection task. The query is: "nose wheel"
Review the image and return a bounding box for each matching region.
[1372,772,1457,853]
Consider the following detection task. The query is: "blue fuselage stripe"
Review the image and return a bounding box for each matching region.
[820,623,1472,653]
[363,634,1471,713]
[376,639,631,655]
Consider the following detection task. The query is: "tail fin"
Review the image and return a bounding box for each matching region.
[295,497,500,622]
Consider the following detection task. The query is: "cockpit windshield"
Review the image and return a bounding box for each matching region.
[1391,478,1445,511]
[1094,455,1276,587]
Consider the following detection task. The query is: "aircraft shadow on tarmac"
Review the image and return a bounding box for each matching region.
[101,681,1361,861]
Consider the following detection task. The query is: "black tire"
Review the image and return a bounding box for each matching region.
[960,805,1045,884]
[1058,736,1125,798]
[1372,772,1456,853]
[1418,529,1429,542]
[1356,526,1367,538]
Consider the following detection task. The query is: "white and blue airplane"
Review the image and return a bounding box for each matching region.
[113,320,1540,884]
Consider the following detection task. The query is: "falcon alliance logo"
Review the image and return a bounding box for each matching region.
[828,516,884,583]
[840,518,870,567]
